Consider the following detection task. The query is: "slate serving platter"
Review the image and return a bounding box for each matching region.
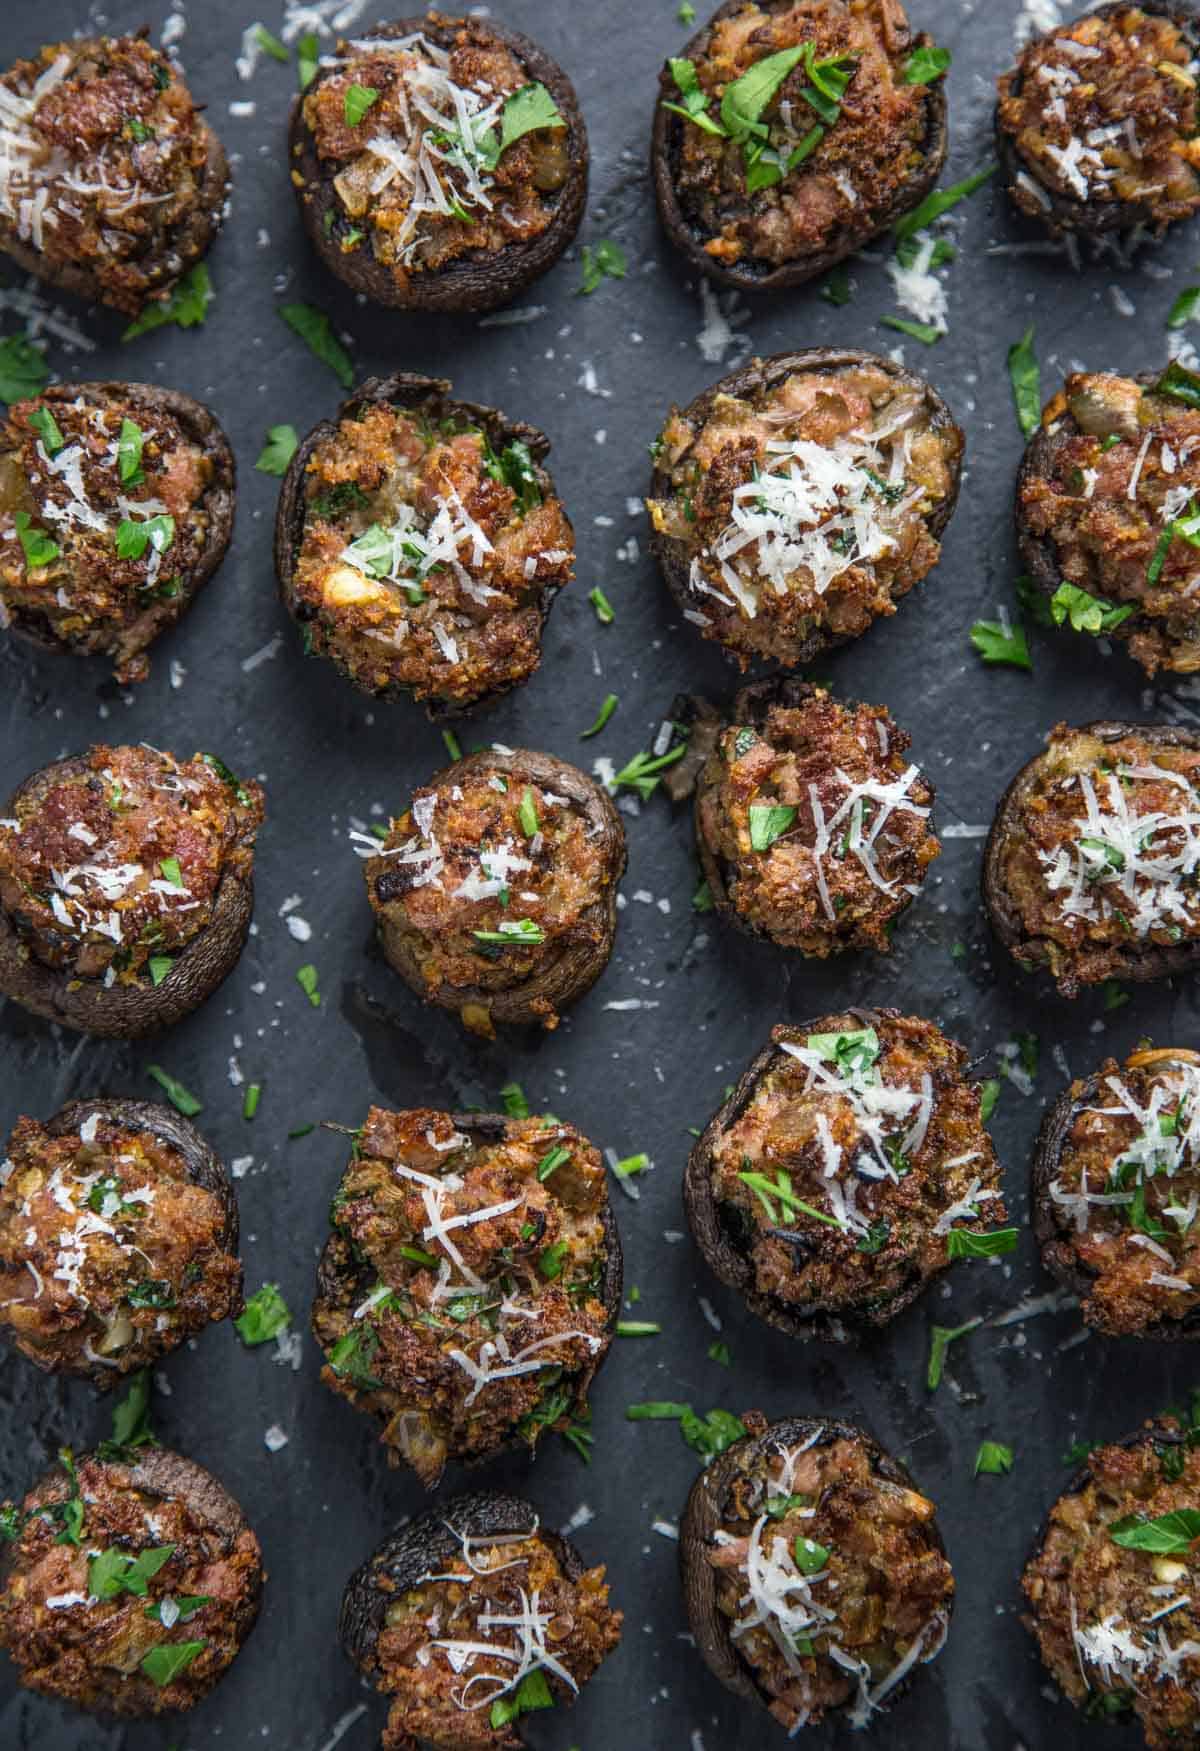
[0,1,1196,1747]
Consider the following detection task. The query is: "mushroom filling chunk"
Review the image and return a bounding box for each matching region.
[362,762,610,998]
[697,690,939,951]
[312,1107,612,1484]
[709,1015,1004,1315]
[0,1109,239,1376]
[293,402,572,706]
[664,0,935,271]
[0,745,263,987]
[1023,370,1200,676]
[998,8,1200,226]
[0,36,217,313]
[374,1522,621,1749]
[1023,1435,1200,1749]
[0,1450,262,1714]
[1048,1050,1200,1334]
[706,1432,953,1732]
[649,364,960,666]
[0,392,217,683]
[1000,726,1200,983]
[302,24,569,281]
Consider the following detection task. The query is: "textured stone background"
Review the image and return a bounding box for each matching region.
[0,0,1197,1746]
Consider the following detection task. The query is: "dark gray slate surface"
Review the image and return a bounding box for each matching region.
[1,0,1198,1746]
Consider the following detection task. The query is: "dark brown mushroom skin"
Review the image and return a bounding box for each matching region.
[1031,1050,1200,1341]
[1,381,235,680]
[0,1097,243,1387]
[648,349,964,671]
[0,1445,264,1719]
[0,37,228,320]
[274,372,570,719]
[995,1,1200,240]
[689,675,935,948]
[679,1414,952,1719]
[0,754,257,1041]
[313,1109,623,1478]
[982,719,1200,996]
[340,1490,588,1684]
[650,0,948,292]
[287,15,588,314]
[685,1008,979,1342]
[368,746,626,1036]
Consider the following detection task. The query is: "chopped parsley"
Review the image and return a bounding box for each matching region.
[739,1167,843,1230]
[538,1241,569,1280]
[235,1284,291,1347]
[589,585,616,624]
[490,1668,554,1729]
[903,44,950,83]
[441,728,463,762]
[123,264,213,342]
[894,164,995,243]
[473,919,545,947]
[609,740,688,801]
[254,424,298,475]
[926,1316,981,1391]
[626,1401,746,1459]
[692,877,714,913]
[748,803,797,851]
[0,332,49,404]
[1008,324,1041,437]
[1050,582,1134,635]
[980,1078,1002,1123]
[581,693,618,739]
[518,786,540,836]
[1168,287,1200,329]
[579,240,627,295]
[296,963,321,1007]
[89,1542,175,1600]
[501,1082,530,1118]
[13,512,60,569]
[99,1370,156,1458]
[819,261,852,306]
[243,1083,262,1121]
[297,32,319,91]
[484,83,564,167]
[117,417,144,485]
[946,1227,1018,1260]
[254,24,289,61]
[793,1536,829,1574]
[127,1279,175,1310]
[881,315,941,346]
[145,1065,201,1116]
[1110,1509,1200,1553]
[708,1340,732,1366]
[26,405,64,455]
[141,1642,206,1687]
[344,84,379,127]
[973,1440,1014,1476]
[115,513,174,561]
[1154,360,1200,409]
[536,1144,571,1182]
[969,617,1031,670]
[278,303,354,389]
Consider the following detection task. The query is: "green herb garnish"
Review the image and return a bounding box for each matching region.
[255,424,298,475]
[278,303,354,389]
[145,1065,201,1116]
[235,1284,290,1347]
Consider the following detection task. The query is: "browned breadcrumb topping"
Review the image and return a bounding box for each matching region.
[708,1013,1003,1322]
[365,758,614,1016]
[0,36,217,313]
[706,1429,953,1731]
[997,724,1200,993]
[1023,372,1200,677]
[311,1107,612,1485]
[1023,1433,1200,1749]
[669,0,933,269]
[293,402,572,708]
[696,690,939,952]
[0,1110,240,1378]
[0,1452,261,1715]
[0,744,264,986]
[301,15,569,288]
[649,362,960,668]
[1042,1048,1200,1336]
[998,8,1200,230]
[376,1529,621,1751]
[0,393,214,684]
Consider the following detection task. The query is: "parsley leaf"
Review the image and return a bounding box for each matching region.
[0,332,49,403]
[235,1283,291,1346]
[970,617,1031,670]
[141,1642,206,1686]
[974,1440,1014,1476]
[1008,325,1040,436]
[926,1317,981,1391]
[344,84,379,127]
[254,424,298,475]
[946,1227,1018,1259]
[903,45,951,83]
[1050,582,1134,635]
[1110,1509,1200,1553]
[579,240,627,295]
[123,264,213,341]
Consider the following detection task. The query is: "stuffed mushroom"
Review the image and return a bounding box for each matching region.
[1017,364,1200,677]
[275,373,573,716]
[0,1099,242,1384]
[339,1491,622,1750]
[1032,1045,1200,1338]
[692,678,939,954]
[288,15,587,314]
[0,381,235,684]
[1022,1420,1200,1748]
[0,742,264,1038]
[311,1105,621,1488]
[983,720,1200,996]
[0,1446,263,1717]
[685,1010,1006,1339]
[647,348,963,671]
[679,1413,954,1733]
[0,34,227,319]
[997,3,1200,242]
[362,746,625,1038]
[651,0,949,291]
